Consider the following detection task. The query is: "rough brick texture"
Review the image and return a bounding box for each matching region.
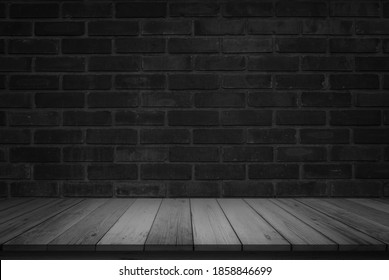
[1,0,388,198]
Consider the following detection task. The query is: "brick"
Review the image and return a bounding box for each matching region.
[141,129,190,144]
[248,19,300,34]
[276,111,325,125]
[304,164,351,179]
[193,129,244,144]
[248,92,297,107]
[10,3,58,18]
[64,111,111,126]
[0,149,4,162]
[248,129,296,144]
[141,164,191,180]
[10,182,59,197]
[276,181,328,197]
[330,110,381,126]
[303,19,353,35]
[195,92,245,108]
[9,75,59,90]
[276,38,326,53]
[385,111,389,125]
[87,129,137,144]
[89,21,138,36]
[0,164,30,179]
[169,74,219,90]
[115,111,164,126]
[9,39,58,54]
[330,181,382,197]
[383,40,389,53]
[0,57,31,72]
[116,182,166,197]
[35,22,84,36]
[356,164,389,179]
[248,56,299,71]
[0,22,32,36]
[301,129,349,144]
[301,92,351,107]
[116,75,165,89]
[116,147,168,162]
[0,129,30,144]
[222,182,274,197]
[88,92,138,108]
[195,164,245,180]
[167,181,220,197]
[356,93,389,107]
[277,147,327,162]
[64,147,113,162]
[0,4,4,18]
[223,38,272,53]
[170,3,219,16]
[169,38,219,53]
[195,56,245,71]
[0,75,4,88]
[10,147,60,163]
[330,75,379,89]
[330,39,379,53]
[35,130,82,144]
[249,164,299,179]
[9,111,59,126]
[143,56,192,71]
[63,183,113,197]
[223,2,272,17]
[168,111,218,126]
[385,3,389,17]
[384,76,389,89]
[0,112,5,126]
[276,1,327,16]
[331,146,381,161]
[195,19,245,35]
[36,92,84,108]
[62,39,111,54]
[116,2,166,18]
[0,40,3,53]
[142,20,191,35]
[275,75,324,89]
[354,129,389,144]
[223,74,271,89]
[356,57,389,71]
[89,56,139,72]
[88,164,137,180]
[63,75,111,90]
[170,147,219,162]
[142,92,192,107]
[34,164,84,180]
[356,20,389,35]
[0,182,6,197]
[302,56,352,71]
[35,57,85,72]
[222,110,272,126]
[63,3,112,18]
[116,38,165,53]
[223,147,272,162]
[330,2,379,17]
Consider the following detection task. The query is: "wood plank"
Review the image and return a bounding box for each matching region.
[4,199,106,251]
[0,199,82,247]
[246,199,337,251]
[0,199,55,224]
[299,199,389,247]
[145,199,192,251]
[218,199,290,251]
[191,199,241,251]
[97,199,161,251]
[274,199,385,251]
[48,199,134,251]
[348,199,389,214]
[0,198,35,212]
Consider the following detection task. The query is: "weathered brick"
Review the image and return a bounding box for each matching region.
[34,164,84,180]
[0,57,31,72]
[9,39,58,54]
[330,2,379,17]
[330,110,381,126]
[87,129,137,144]
[63,182,113,197]
[303,164,351,179]
[222,182,274,197]
[223,38,272,53]
[143,56,192,71]
[193,129,244,144]
[248,56,299,71]
[275,75,324,89]
[168,111,218,126]
[63,75,111,90]
[248,92,297,107]
[276,1,327,17]
[331,146,381,161]
[63,111,111,126]
[0,164,30,179]
[169,74,219,90]
[330,39,379,53]
[169,38,219,53]
[115,111,164,126]
[303,19,353,35]
[248,129,296,144]
[330,181,382,197]
[170,147,219,162]
[10,3,59,18]
[223,2,273,17]
[0,22,32,36]
[0,149,5,162]
[142,92,192,107]
[35,22,84,36]
[0,129,30,144]
[63,3,112,18]
[116,147,168,162]
[356,20,389,35]
[167,182,220,197]
[10,147,60,162]
[142,20,191,35]
[276,110,326,125]
[62,39,111,54]
[34,129,83,144]
[0,112,5,126]
[302,56,352,71]
[35,57,85,72]
[195,55,245,71]
[88,164,137,180]
[249,164,299,179]
[36,92,85,108]
[89,56,140,72]
[355,57,389,71]
[300,129,350,144]
[141,129,190,144]
[10,75,59,90]
[301,92,351,107]
[222,110,272,126]
[89,21,138,36]
[88,92,138,108]
[141,164,191,180]
[11,182,59,197]
[277,147,327,162]
[64,147,114,162]
[116,75,165,89]
[116,2,166,18]
[330,75,379,89]
[116,182,166,197]
[249,19,301,34]
[276,181,328,197]
[223,147,272,162]
[9,111,59,126]
[276,38,326,53]
[356,164,389,178]
[194,92,245,108]
[195,164,245,180]
[354,129,389,144]
[116,38,165,53]
[0,93,31,108]
[223,74,271,89]
[195,19,245,35]
[170,3,219,17]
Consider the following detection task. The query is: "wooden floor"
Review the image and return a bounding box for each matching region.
[0,198,388,252]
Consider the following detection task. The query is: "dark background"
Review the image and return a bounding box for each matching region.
[0,0,388,198]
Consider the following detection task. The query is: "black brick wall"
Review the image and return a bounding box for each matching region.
[1,0,388,198]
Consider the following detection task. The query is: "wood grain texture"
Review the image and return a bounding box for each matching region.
[4,199,105,251]
[246,199,337,251]
[49,199,134,251]
[274,199,385,251]
[191,199,241,251]
[145,199,193,251]
[300,199,389,247]
[0,199,54,224]
[97,199,162,251]
[0,199,82,247]
[348,199,389,215]
[0,198,35,212]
